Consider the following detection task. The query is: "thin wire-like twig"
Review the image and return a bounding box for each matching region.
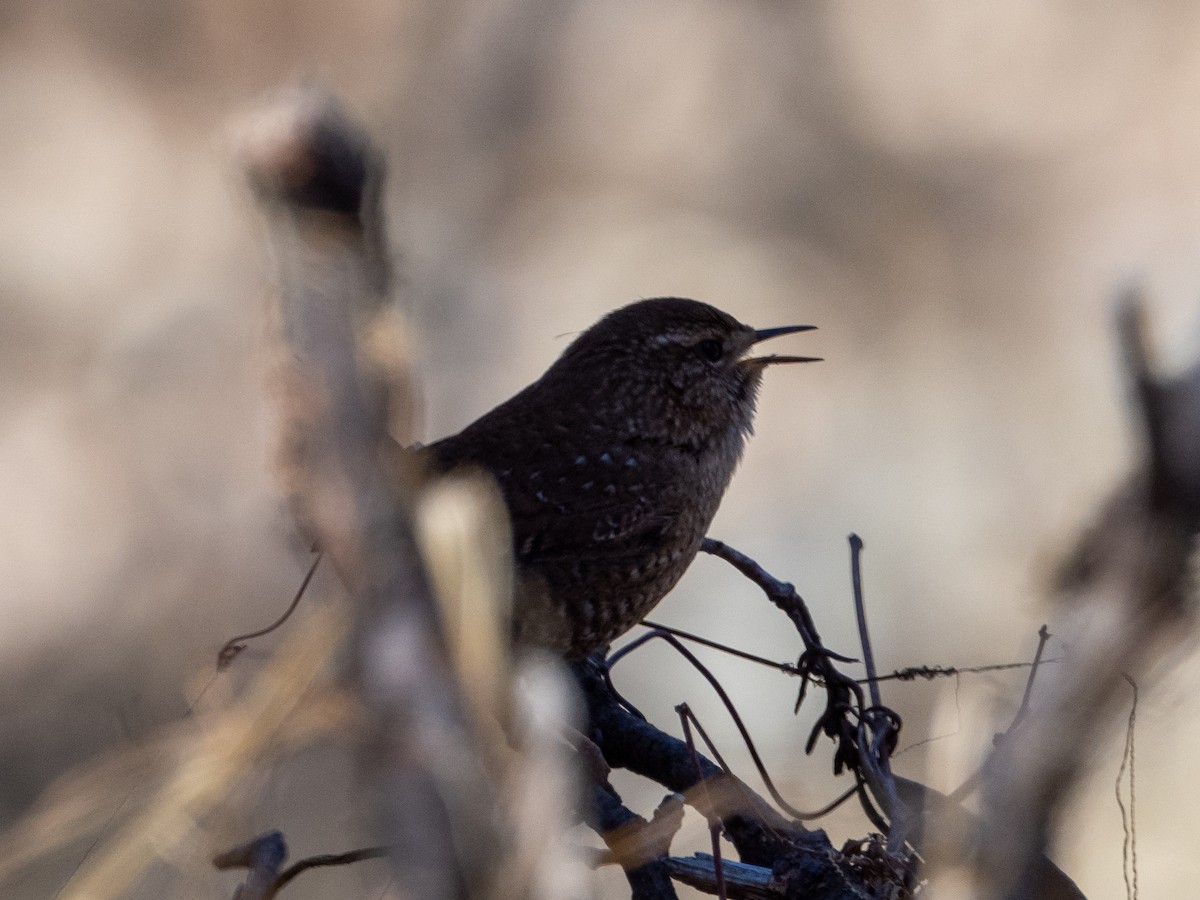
[673,696,737,778]
[874,659,1061,683]
[217,551,322,670]
[853,771,890,835]
[639,620,802,675]
[50,793,137,900]
[1116,674,1139,900]
[640,620,1061,686]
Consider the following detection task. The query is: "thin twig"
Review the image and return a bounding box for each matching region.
[639,621,802,675]
[574,659,879,898]
[700,538,854,662]
[847,535,906,852]
[273,846,389,895]
[873,659,1062,683]
[217,551,323,670]
[947,625,1054,806]
[1012,625,1052,726]
[700,538,871,780]
[853,771,890,836]
[214,834,388,900]
[849,535,882,712]
[607,630,842,820]
[678,705,727,900]
[640,620,1061,685]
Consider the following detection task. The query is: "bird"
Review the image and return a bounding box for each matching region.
[425,297,818,659]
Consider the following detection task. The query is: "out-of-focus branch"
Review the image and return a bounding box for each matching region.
[239,88,502,900]
[894,776,1084,900]
[49,603,347,900]
[948,291,1200,898]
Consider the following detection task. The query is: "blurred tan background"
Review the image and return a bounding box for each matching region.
[4,2,1200,897]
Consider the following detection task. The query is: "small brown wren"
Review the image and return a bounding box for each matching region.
[426,297,818,659]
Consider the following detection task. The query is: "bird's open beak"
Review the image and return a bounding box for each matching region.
[743,324,821,367]
[753,324,816,343]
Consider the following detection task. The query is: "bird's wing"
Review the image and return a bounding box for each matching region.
[502,470,674,565]
[425,435,676,564]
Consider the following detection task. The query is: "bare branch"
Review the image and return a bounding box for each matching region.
[584,780,680,899]
[573,659,884,899]
[664,854,774,899]
[699,536,910,856]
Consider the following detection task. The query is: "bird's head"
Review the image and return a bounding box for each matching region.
[548,297,819,445]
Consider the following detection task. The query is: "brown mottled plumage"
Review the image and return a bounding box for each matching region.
[427,297,817,658]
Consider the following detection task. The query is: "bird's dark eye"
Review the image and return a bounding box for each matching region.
[697,339,723,362]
